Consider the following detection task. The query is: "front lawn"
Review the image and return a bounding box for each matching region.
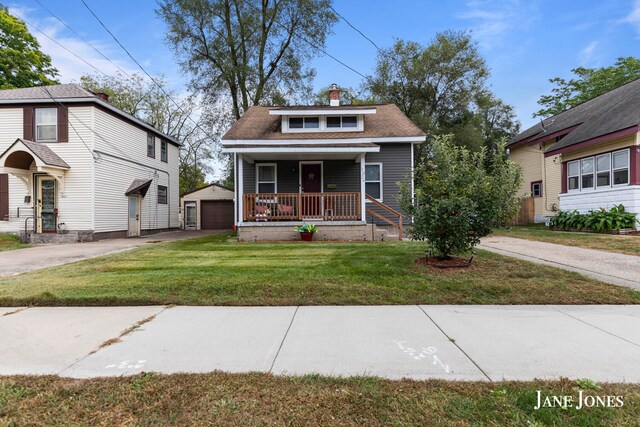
[0,233,26,252]
[0,235,638,306]
[494,224,640,256]
[1,373,638,426]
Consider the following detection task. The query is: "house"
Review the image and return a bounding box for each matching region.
[180,183,234,230]
[508,79,640,226]
[0,84,180,242]
[221,84,426,241]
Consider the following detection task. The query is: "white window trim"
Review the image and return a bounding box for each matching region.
[147,134,156,158]
[567,160,580,192]
[282,115,364,133]
[35,107,58,142]
[255,163,277,194]
[595,153,611,189]
[612,149,630,187]
[566,148,631,192]
[364,162,383,202]
[580,157,595,192]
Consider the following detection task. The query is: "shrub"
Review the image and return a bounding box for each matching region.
[549,204,638,232]
[399,136,522,259]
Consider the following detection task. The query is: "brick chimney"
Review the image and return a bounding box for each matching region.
[95,92,109,102]
[329,83,340,106]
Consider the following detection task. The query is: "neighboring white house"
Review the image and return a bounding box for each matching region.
[0,84,180,241]
[180,183,234,230]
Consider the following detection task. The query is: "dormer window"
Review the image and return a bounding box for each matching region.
[289,117,319,129]
[327,116,357,128]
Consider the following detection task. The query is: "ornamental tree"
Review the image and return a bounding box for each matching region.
[399,135,521,259]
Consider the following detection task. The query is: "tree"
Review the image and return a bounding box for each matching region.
[80,72,228,194]
[312,84,372,106]
[398,135,521,259]
[0,5,59,89]
[535,57,640,118]
[157,0,338,120]
[368,32,519,152]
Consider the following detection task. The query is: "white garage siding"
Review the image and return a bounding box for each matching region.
[92,107,179,233]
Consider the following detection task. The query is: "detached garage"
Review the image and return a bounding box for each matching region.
[180,184,234,230]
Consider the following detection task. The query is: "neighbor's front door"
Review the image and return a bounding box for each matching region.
[128,195,141,237]
[300,162,322,218]
[37,177,56,233]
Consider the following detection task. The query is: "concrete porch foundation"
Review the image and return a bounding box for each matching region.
[238,221,375,242]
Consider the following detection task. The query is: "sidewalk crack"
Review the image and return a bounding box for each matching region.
[553,307,640,349]
[417,306,492,382]
[270,306,299,373]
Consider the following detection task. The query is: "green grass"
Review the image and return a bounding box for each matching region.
[493,224,640,256]
[0,233,26,252]
[0,373,638,426]
[0,235,638,306]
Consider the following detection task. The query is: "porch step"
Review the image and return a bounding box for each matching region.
[22,231,82,244]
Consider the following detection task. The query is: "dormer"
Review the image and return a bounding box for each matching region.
[268,83,376,134]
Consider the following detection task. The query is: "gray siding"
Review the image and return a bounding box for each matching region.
[365,143,412,225]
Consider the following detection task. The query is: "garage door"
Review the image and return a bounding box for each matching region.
[200,200,234,229]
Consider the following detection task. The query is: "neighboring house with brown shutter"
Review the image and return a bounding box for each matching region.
[508,79,640,226]
[0,84,180,241]
[221,84,426,241]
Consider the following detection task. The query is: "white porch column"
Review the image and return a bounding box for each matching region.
[238,154,244,224]
[360,153,366,221]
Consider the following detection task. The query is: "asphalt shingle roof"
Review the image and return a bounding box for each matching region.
[222,104,426,141]
[509,78,640,152]
[0,84,94,100]
[14,139,70,168]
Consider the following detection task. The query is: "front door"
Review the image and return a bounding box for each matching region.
[300,162,322,218]
[128,195,141,237]
[185,202,197,230]
[37,177,56,233]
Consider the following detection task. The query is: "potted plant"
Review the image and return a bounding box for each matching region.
[294,223,318,241]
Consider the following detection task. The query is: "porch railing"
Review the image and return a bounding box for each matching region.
[242,192,361,221]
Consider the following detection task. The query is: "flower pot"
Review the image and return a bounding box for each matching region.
[300,231,314,242]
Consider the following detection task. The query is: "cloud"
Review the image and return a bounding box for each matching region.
[579,41,600,65]
[624,0,640,37]
[458,0,539,49]
[8,6,138,83]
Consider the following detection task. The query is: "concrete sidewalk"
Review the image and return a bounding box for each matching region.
[0,230,223,277]
[1,305,638,382]
[479,236,640,290]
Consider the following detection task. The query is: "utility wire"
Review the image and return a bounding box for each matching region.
[79,0,213,142]
[31,0,133,79]
[329,5,382,53]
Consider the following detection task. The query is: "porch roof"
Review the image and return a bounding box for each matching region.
[222,142,380,160]
[0,138,70,170]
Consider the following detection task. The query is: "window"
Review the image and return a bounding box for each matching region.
[567,161,579,191]
[613,149,629,185]
[256,164,277,193]
[35,108,57,142]
[157,185,167,204]
[161,140,168,162]
[326,116,358,128]
[289,117,319,129]
[581,157,594,190]
[365,163,382,201]
[531,181,542,197]
[596,153,610,187]
[147,134,155,158]
[566,148,630,192]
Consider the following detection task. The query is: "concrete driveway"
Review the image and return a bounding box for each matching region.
[1,305,638,382]
[0,230,224,277]
[479,236,640,290]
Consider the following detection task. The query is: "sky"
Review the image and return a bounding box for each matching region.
[7,0,640,178]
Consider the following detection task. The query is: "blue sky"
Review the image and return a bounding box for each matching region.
[7,0,640,174]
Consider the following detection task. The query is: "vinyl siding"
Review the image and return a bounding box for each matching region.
[92,108,179,232]
[364,143,412,224]
[0,106,94,232]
